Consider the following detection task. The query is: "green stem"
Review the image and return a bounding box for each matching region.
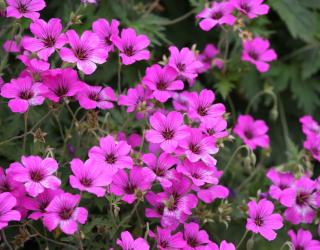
[223,145,250,174]
[1,230,13,250]
[278,95,291,151]
[162,9,196,26]
[23,110,29,154]
[236,230,249,249]
[245,90,277,114]
[117,55,122,94]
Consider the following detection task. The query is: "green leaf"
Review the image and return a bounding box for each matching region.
[214,80,235,100]
[301,48,320,79]
[270,0,317,42]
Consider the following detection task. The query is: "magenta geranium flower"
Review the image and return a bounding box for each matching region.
[142,152,177,188]
[8,156,61,197]
[23,189,63,220]
[283,176,319,225]
[231,0,269,19]
[60,30,108,74]
[43,192,88,235]
[233,115,270,150]
[6,0,46,20]
[111,28,150,65]
[118,84,153,116]
[172,91,192,112]
[142,64,184,103]
[69,158,112,197]
[149,227,187,250]
[88,135,133,175]
[0,192,21,229]
[145,111,189,153]
[92,18,119,52]
[300,115,320,137]
[196,2,236,31]
[145,191,166,220]
[22,18,67,60]
[110,167,155,204]
[19,57,50,81]
[246,199,283,241]
[196,183,229,204]
[288,229,320,250]
[266,168,295,206]
[187,89,226,122]
[42,68,85,102]
[177,160,218,187]
[200,117,228,139]
[76,84,116,110]
[116,231,150,250]
[179,128,218,166]
[198,44,223,72]
[304,134,320,162]
[212,241,236,250]
[183,222,213,250]
[1,76,47,113]
[168,46,203,86]
[242,37,277,73]
[0,168,25,198]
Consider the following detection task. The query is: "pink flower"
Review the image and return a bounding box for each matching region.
[212,241,236,250]
[283,176,318,224]
[23,189,63,220]
[1,76,47,113]
[149,227,187,250]
[88,135,133,175]
[145,111,189,153]
[196,184,229,204]
[0,168,25,198]
[92,18,120,52]
[183,222,213,250]
[168,46,203,86]
[6,0,46,20]
[76,84,116,110]
[22,18,66,60]
[116,231,150,250]
[266,168,295,206]
[233,115,270,150]
[196,2,236,31]
[200,117,228,139]
[43,193,88,235]
[3,39,20,53]
[142,152,177,188]
[198,44,223,72]
[187,89,226,122]
[300,115,320,137]
[19,57,50,81]
[69,158,112,197]
[231,0,269,19]
[246,199,283,241]
[179,128,218,166]
[111,28,150,65]
[142,64,184,103]
[145,191,166,220]
[172,91,192,112]
[0,192,21,229]
[42,68,84,102]
[118,84,153,116]
[242,37,277,73]
[304,134,320,162]
[60,30,108,74]
[8,156,61,197]
[110,167,155,204]
[288,229,320,250]
[177,160,218,187]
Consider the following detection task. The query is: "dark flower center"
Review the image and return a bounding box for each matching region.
[54,85,69,97]
[19,90,34,100]
[160,240,169,248]
[80,177,93,187]
[211,11,223,20]
[75,47,88,60]
[156,203,165,215]
[104,36,112,46]
[295,246,304,250]
[161,128,174,140]
[177,63,186,72]
[197,106,208,116]
[156,80,168,90]
[296,192,310,206]
[17,3,28,13]
[124,183,135,194]
[249,51,259,60]
[311,147,319,156]
[88,92,100,102]
[207,128,215,135]
[240,3,251,13]
[29,170,45,182]
[189,143,201,154]
[43,36,56,48]
[39,200,50,212]
[105,154,117,164]
[187,237,199,247]
[191,172,200,179]
[0,182,12,193]
[59,207,73,220]
[254,216,264,226]
[123,45,135,56]
[244,130,254,139]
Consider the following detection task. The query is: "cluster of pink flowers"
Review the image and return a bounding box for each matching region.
[196,0,277,73]
[300,115,320,162]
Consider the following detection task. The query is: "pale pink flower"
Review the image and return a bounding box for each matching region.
[6,0,46,20]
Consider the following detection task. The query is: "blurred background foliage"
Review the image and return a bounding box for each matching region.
[0,0,320,249]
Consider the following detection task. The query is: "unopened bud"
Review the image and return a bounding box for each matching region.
[246,236,254,250]
[270,107,278,121]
